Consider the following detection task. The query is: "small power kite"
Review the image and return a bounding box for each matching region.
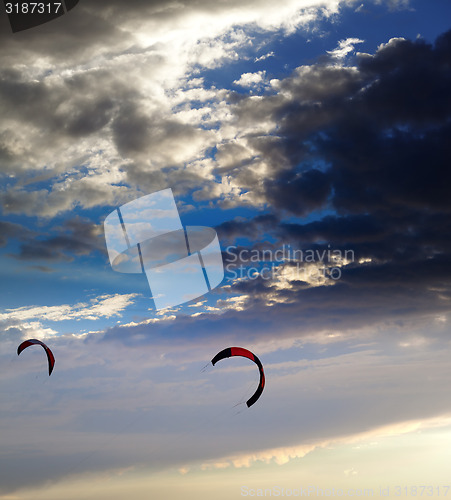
[211,347,265,408]
[17,339,55,376]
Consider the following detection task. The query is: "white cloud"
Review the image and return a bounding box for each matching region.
[327,37,364,59]
[0,294,139,323]
[234,71,267,88]
[255,51,275,62]
[199,416,451,470]
[376,36,407,52]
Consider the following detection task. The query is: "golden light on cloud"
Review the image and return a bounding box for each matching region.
[198,415,451,471]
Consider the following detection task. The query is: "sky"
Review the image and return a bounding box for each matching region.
[1,0,451,498]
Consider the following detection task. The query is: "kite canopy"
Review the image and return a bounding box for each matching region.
[211,347,265,408]
[17,339,55,376]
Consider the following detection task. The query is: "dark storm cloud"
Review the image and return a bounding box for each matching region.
[357,33,451,125]
[28,265,55,273]
[216,213,279,243]
[112,103,206,160]
[276,64,362,102]
[10,217,105,263]
[222,29,451,242]
[228,31,451,217]
[0,221,34,247]
[198,29,451,338]
[326,123,451,214]
[264,168,331,216]
[111,103,153,156]
[99,261,450,348]
[277,210,451,265]
[0,69,118,141]
[0,7,449,333]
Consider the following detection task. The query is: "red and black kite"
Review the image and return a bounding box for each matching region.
[17,339,55,375]
[211,347,265,408]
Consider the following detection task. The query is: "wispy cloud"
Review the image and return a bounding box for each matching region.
[327,37,364,59]
[198,416,451,470]
[0,294,139,323]
[234,71,267,88]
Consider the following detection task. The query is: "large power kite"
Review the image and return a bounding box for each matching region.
[3,0,80,33]
[17,339,55,375]
[211,347,265,408]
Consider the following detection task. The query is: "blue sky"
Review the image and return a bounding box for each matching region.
[1,0,451,498]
